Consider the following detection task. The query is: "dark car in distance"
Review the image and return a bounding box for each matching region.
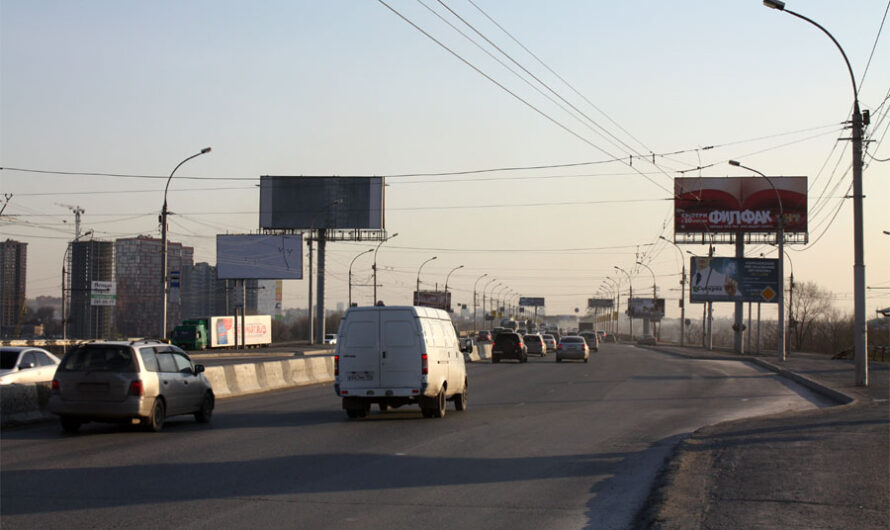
[491,332,528,363]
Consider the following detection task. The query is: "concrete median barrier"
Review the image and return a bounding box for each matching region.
[1,356,336,427]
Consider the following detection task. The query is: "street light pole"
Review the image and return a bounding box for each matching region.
[348,248,374,307]
[636,260,658,338]
[161,147,210,339]
[473,273,488,331]
[730,160,785,361]
[482,278,497,326]
[614,266,633,340]
[763,0,866,383]
[444,265,464,312]
[660,236,687,346]
[416,256,438,294]
[372,232,398,305]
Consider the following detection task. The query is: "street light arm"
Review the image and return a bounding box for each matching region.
[164,148,212,203]
[764,2,859,104]
[728,160,785,221]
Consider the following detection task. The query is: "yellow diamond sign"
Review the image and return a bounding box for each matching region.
[761,286,776,301]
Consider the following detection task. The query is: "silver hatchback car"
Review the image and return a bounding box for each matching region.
[49,340,214,433]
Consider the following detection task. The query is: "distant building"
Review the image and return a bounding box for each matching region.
[182,262,226,319]
[66,239,114,339]
[114,236,193,338]
[0,240,27,338]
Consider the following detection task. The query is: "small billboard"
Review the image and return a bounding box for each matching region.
[689,257,780,303]
[90,281,116,306]
[216,234,303,280]
[628,298,665,319]
[519,297,545,307]
[675,177,807,234]
[588,298,613,309]
[413,290,451,312]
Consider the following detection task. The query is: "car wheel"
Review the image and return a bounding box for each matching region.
[584,357,589,363]
[346,408,361,419]
[144,398,166,432]
[492,355,500,364]
[433,389,446,418]
[521,354,528,363]
[60,416,81,434]
[454,379,468,412]
[556,356,562,362]
[194,392,214,424]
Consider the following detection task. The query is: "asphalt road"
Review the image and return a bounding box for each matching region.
[1,343,835,529]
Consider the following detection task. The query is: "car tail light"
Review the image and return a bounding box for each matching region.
[334,355,339,376]
[128,380,144,397]
[421,353,429,375]
[51,379,60,392]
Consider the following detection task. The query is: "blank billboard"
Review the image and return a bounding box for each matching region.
[259,176,384,230]
[216,234,304,280]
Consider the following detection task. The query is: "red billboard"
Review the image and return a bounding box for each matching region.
[675,177,807,234]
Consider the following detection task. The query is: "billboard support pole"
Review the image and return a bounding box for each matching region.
[307,235,314,344]
[315,231,326,344]
[734,232,745,354]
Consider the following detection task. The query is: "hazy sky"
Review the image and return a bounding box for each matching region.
[2,0,888,320]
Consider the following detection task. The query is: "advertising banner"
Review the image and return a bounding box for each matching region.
[90,281,116,306]
[675,177,807,234]
[588,298,613,309]
[209,315,272,347]
[217,234,304,280]
[689,257,780,303]
[519,297,545,307]
[413,290,451,311]
[628,298,665,319]
[259,176,384,230]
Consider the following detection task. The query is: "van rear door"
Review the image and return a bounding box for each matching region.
[339,311,381,389]
[380,309,421,388]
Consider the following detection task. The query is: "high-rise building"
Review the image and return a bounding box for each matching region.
[114,236,193,338]
[67,239,114,339]
[0,239,27,338]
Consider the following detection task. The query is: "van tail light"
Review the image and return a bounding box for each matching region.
[334,355,339,376]
[51,379,60,393]
[128,380,144,397]
[421,353,429,375]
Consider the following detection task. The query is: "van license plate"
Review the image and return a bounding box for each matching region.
[347,371,374,382]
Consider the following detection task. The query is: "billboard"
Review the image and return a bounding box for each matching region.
[588,298,613,309]
[90,281,116,306]
[675,177,807,234]
[628,298,665,319]
[519,297,545,307]
[209,315,272,348]
[216,234,304,280]
[259,176,384,230]
[689,257,780,303]
[413,290,451,312]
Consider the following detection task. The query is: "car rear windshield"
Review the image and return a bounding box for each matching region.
[562,337,583,343]
[524,335,541,343]
[59,346,137,373]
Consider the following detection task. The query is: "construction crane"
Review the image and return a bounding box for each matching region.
[56,203,85,241]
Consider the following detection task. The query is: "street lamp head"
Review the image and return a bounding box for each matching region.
[763,0,785,10]
[728,159,741,167]
[200,147,212,154]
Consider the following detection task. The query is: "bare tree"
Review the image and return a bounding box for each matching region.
[790,281,834,351]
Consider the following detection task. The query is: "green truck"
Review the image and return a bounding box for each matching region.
[171,319,211,350]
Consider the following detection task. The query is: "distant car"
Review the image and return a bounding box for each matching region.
[491,332,527,363]
[579,331,600,352]
[541,334,557,353]
[0,347,61,385]
[324,333,338,345]
[49,340,214,433]
[556,336,589,363]
[475,330,493,342]
[595,330,606,341]
[523,334,546,356]
[638,335,657,346]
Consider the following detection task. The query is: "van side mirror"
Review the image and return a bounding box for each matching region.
[194,364,205,374]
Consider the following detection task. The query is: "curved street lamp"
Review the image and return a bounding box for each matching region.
[372,232,398,304]
[161,147,211,338]
[416,256,437,293]
[473,273,488,330]
[443,265,464,311]
[660,236,687,346]
[614,266,633,339]
[763,0,866,385]
[482,278,498,325]
[348,248,374,307]
[729,160,786,361]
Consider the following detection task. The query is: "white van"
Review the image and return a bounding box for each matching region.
[334,305,468,419]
